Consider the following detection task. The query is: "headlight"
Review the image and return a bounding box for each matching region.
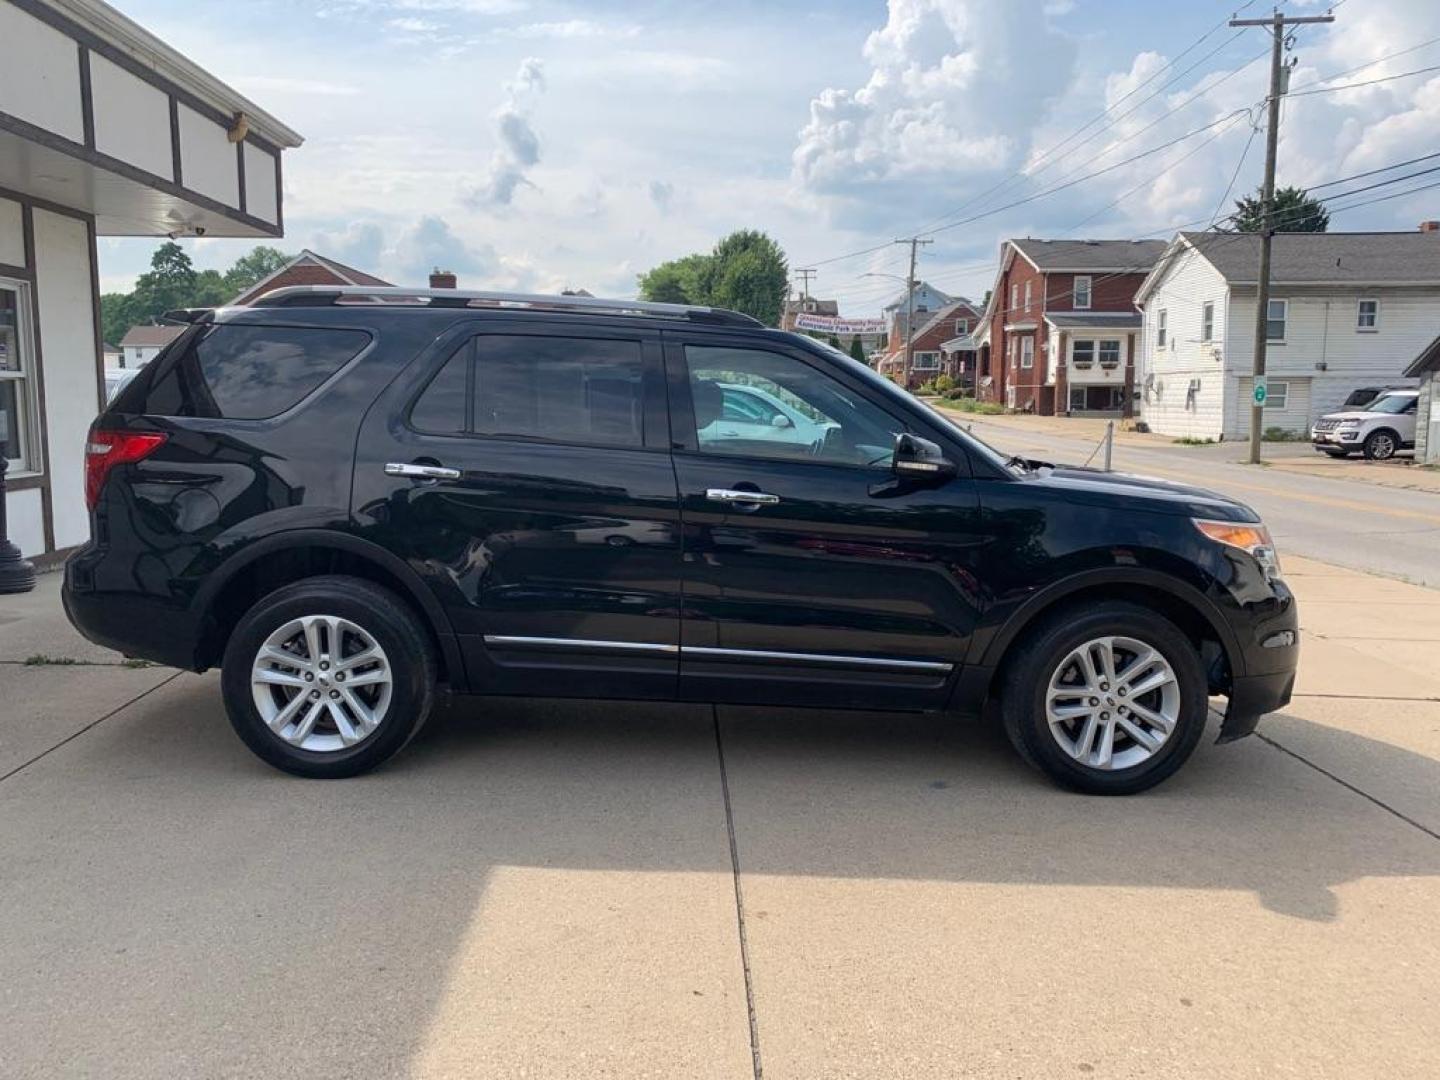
[1193,518,1282,579]
[1336,420,1361,427]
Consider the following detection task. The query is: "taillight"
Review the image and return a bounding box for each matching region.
[84,429,168,510]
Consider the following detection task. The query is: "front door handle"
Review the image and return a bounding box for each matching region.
[385,462,461,480]
[706,488,780,506]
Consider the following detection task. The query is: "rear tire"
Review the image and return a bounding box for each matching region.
[221,575,436,778]
[1000,601,1209,795]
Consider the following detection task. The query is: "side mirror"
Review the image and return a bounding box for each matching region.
[772,414,794,429]
[892,432,957,480]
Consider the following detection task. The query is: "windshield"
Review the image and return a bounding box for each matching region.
[799,337,1020,474]
[1367,393,1416,414]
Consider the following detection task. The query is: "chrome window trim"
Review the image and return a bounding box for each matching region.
[482,635,953,674]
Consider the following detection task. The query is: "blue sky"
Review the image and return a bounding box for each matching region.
[100,0,1440,313]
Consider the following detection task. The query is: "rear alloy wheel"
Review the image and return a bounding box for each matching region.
[1363,430,1397,460]
[221,575,436,778]
[1001,602,1208,794]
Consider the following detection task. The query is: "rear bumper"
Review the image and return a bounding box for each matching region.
[62,546,201,670]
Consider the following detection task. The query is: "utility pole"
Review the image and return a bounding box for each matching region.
[794,267,816,306]
[1231,7,1334,464]
[894,237,932,389]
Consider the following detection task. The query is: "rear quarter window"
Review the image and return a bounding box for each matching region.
[135,324,370,420]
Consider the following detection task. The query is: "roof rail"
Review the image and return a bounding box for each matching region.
[250,286,765,328]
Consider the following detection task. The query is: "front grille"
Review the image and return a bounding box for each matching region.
[1313,419,1338,431]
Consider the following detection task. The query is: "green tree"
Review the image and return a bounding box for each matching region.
[636,230,788,326]
[848,337,866,364]
[1233,185,1329,233]
[637,253,710,304]
[222,246,293,295]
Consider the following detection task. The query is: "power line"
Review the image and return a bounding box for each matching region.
[1307,148,1440,190]
[1288,33,1440,93]
[1208,119,1260,226]
[1288,63,1440,98]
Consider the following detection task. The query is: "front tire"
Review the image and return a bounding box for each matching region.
[221,575,436,778]
[1000,602,1209,795]
[1363,429,1398,460]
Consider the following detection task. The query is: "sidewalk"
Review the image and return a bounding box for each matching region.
[932,403,1440,493]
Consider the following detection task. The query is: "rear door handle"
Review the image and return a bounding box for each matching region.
[706,488,780,506]
[385,462,461,480]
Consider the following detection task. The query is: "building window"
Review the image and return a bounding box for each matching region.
[1071,340,1095,367]
[1266,298,1287,342]
[1010,284,1019,312]
[1024,281,1032,312]
[1098,339,1122,366]
[1357,298,1379,330]
[1201,301,1214,342]
[955,318,969,336]
[0,281,38,473]
[1008,337,1016,366]
[913,351,941,371]
[1157,309,1168,348]
[1020,337,1035,369]
[1073,276,1092,309]
[1263,380,1289,409]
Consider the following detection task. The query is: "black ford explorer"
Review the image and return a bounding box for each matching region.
[64,288,1298,794]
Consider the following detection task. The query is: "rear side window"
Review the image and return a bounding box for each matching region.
[139,324,369,420]
[410,334,644,447]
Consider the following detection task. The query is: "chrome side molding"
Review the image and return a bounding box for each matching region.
[481,635,952,673]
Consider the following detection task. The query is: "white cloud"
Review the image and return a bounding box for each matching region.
[793,0,1076,206]
[495,20,642,40]
[464,57,546,208]
[234,75,361,97]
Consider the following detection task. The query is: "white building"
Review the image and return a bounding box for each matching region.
[116,323,184,368]
[1134,229,1438,441]
[0,0,300,562]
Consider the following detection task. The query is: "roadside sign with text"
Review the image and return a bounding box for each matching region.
[793,313,887,335]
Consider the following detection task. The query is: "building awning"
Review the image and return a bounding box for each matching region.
[1003,321,1039,332]
[0,0,301,237]
[1044,312,1143,330]
[940,335,975,352]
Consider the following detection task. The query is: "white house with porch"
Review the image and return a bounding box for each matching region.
[1134,229,1437,441]
[0,0,300,562]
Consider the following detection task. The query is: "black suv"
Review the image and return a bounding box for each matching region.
[64,288,1297,794]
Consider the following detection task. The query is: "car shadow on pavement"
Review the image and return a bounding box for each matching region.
[4,675,1439,1077]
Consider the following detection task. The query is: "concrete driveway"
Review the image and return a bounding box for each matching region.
[3,563,1439,1079]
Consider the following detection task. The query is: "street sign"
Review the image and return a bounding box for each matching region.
[1252,377,1268,406]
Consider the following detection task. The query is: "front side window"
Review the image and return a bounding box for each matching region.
[1071,339,1095,366]
[1357,298,1379,330]
[0,281,37,471]
[1157,309,1168,348]
[142,324,369,420]
[1099,339,1122,366]
[1201,301,1214,342]
[684,345,904,468]
[1368,393,1417,415]
[1020,337,1035,369]
[411,334,645,447]
[1266,299,1288,342]
[1073,276,1092,309]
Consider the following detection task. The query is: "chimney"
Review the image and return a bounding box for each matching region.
[429,268,457,289]
[1420,221,1440,233]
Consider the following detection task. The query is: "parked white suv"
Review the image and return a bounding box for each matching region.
[1311,389,1419,460]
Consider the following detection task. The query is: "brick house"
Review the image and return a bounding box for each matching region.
[972,239,1165,415]
[228,249,394,304]
[876,298,982,389]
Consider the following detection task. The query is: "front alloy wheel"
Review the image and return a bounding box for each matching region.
[1045,636,1180,770]
[1001,601,1208,794]
[1363,430,1397,460]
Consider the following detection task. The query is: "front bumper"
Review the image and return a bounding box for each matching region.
[1217,579,1299,741]
[1219,668,1296,741]
[1311,428,1361,449]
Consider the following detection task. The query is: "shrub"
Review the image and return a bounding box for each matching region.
[933,373,956,393]
[1263,426,1304,442]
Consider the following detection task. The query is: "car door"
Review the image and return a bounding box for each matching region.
[353,319,682,699]
[664,334,986,711]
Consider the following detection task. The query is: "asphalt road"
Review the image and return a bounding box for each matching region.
[960,417,1440,588]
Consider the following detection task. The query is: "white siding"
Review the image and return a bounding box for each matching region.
[1065,333,1130,386]
[90,53,173,180]
[1138,246,1228,440]
[33,209,99,551]
[1234,376,1312,436]
[243,142,278,224]
[1222,288,1428,437]
[177,103,238,207]
[3,486,44,558]
[0,2,83,143]
[0,196,23,266]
